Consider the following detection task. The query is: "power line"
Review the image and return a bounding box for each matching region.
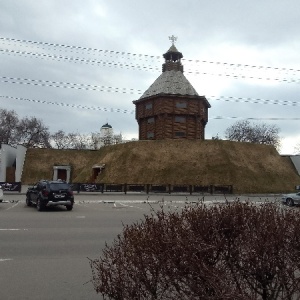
[209,116,300,121]
[0,49,159,72]
[1,95,299,121]
[183,58,300,74]
[0,76,143,94]
[1,76,299,107]
[0,37,160,60]
[1,37,300,84]
[185,70,300,84]
[0,95,135,114]
[209,95,299,106]
[2,36,300,74]
[2,47,299,84]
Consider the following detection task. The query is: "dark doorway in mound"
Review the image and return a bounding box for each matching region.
[53,166,71,183]
[57,169,67,181]
[91,164,105,182]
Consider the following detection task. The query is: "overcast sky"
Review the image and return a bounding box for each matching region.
[0,0,299,153]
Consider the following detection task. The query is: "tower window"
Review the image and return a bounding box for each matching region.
[175,131,185,137]
[147,117,155,124]
[176,102,187,108]
[145,103,152,109]
[175,116,186,123]
[147,132,154,139]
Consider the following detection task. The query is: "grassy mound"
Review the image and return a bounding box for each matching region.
[22,140,299,193]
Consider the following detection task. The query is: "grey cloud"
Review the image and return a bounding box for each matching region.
[0,0,300,153]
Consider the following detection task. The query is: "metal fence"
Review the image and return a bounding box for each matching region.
[0,182,22,192]
[0,182,233,195]
[70,183,233,195]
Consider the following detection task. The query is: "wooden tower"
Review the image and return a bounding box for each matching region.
[133,37,211,140]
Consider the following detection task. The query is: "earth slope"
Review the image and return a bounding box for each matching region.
[22,140,299,194]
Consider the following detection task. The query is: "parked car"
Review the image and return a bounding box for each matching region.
[281,192,300,207]
[26,180,74,211]
[0,187,3,202]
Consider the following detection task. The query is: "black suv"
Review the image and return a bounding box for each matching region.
[26,180,74,211]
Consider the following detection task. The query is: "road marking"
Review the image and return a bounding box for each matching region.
[0,259,13,262]
[5,202,20,210]
[118,202,144,210]
[0,229,28,231]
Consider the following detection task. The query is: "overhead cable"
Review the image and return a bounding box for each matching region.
[1,47,299,84]
[0,37,160,60]
[0,49,158,72]
[0,95,135,114]
[0,76,143,94]
[1,36,299,74]
[1,76,299,107]
[1,95,299,120]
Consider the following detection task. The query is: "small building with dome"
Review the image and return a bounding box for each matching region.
[100,123,113,137]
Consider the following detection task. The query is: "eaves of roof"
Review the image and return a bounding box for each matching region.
[139,70,199,99]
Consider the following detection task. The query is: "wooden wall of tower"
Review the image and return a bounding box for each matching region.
[135,95,209,140]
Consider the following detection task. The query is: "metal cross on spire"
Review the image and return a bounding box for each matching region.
[169,35,177,45]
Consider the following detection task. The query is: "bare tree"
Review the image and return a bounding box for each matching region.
[294,142,300,154]
[0,107,115,150]
[100,130,114,146]
[51,131,116,150]
[16,116,51,148]
[0,108,19,146]
[212,133,222,140]
[51,130,69,149]
[65,132,87,149]
[90,132,101,150]
[100,132,123,147]
[51,131,91,149]
[225,120,281,150]
[113,133,123,145]
[0,108,51,148]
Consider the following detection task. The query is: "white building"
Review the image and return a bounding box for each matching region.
[94,123,122,148]
[100,123,113,137]
[0,144,27,182]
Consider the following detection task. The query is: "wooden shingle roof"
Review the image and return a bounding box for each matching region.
[139,70,199,99]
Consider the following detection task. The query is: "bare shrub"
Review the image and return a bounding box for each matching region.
[225,120,281,150]
[90,202,300,299]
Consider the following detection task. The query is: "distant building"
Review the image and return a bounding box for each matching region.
[0,144,26,183]
[133,37,211,140]
[100,123,113,138]
[93,123,122,148]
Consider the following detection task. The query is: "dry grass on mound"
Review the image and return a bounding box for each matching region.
[22,140,299,193]
[94,140,299,193]
[22,148,100,184]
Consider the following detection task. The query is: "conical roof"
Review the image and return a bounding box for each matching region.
[168,44,179,52]
[163,45,183,61]
[137,42,202,100]
[101,123,112,129]
[139,70,199,99]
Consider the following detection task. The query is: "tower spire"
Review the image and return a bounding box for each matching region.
[163,36,183,72]
[169,35,177,45]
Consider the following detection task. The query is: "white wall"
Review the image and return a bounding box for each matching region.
[0,144,17,182]
[15,145,27,182]
[290,155,300,176]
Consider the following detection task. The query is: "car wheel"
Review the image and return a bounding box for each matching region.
[36,198,44,211]
[26,195,32,206]
[286,198,294,207]
[66,205,73,211]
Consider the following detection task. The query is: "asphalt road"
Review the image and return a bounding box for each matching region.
[0,193,281,300]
